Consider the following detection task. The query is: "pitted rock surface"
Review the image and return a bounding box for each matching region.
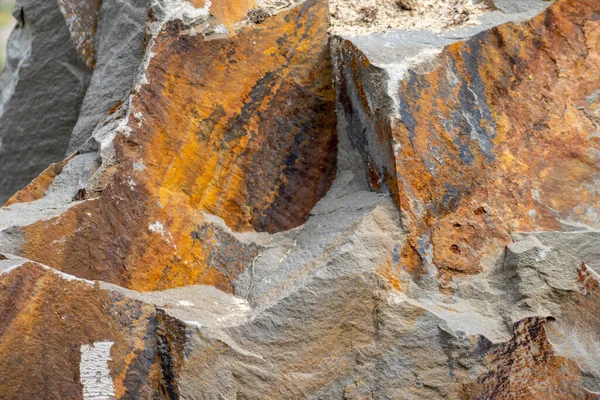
[0,0,599,398]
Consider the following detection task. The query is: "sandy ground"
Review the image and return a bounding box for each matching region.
[329,0,493,35]
[257,0,493,35]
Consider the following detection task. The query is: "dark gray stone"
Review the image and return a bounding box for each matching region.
[66,0,150,153]
[0,0,91,204]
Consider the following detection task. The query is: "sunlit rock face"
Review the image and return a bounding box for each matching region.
[1,0,599,398]
[334,0,600,283]
[3,0,337,292]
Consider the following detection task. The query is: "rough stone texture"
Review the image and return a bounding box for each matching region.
[2,0,336,293]
[66,0,151,153]
[2,224,598,398]
[333,0,600,284]
[0,259,187,399]
[0,0,599,398]
[56,0,103,69]
[0,0,91,204]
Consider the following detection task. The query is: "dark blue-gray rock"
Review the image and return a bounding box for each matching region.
[0,0,91,204]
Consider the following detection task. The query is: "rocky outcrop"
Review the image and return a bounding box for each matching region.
[0,0,91,203]
[2,0,337,293]
[0,0,599,398]
[333,0,600,284]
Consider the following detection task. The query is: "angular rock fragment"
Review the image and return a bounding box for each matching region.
[3,226,598,398]
[56,0,102,69]
[66,0,151,152]
[0,0,92,203]
[0,259,165,399]
[333,0,600,282]
[0,0,599,398]
[1,0,337,292]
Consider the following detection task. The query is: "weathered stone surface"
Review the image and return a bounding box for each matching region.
[66,0,151,153]
[0,257,204,399]
[4,222,597,398]
[333,0,600,284]
[0,0,599,398]
[2,0,336,293]
[56,0,102,69]
[0,0,91,204]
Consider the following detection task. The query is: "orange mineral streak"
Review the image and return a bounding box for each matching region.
[57,0,103,69]
[0,263,161,399]
[193,0,257,28]
[137,3,336,234]
[3,156,74,206]
[460,264,600,399]
[392,0,600,279]
[20,0,335,292]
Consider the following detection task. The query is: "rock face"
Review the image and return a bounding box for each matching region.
[334,0,600,283]
[0,0,91,204]
[0,0,599,398]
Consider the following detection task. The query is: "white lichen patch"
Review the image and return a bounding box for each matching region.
[185,320,204,329]
[329,0,492,35]
[80,341,116,400]
[127,178,137,190]
[256,0,298,15]
[133,160,147,171]
[149,221,165,235]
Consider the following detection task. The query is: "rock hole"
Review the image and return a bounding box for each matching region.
[247,8,270,24]
[450,244,461,254]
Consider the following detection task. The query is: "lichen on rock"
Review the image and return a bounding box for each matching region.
[0,0,599,398]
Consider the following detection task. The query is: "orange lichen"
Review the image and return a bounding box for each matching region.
[387,0,600,280]
[18,0,335,293]
[0,263,162,399]
[3,156,74,206]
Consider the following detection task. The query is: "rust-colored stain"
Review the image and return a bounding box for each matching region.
[396,0,600,280]
[341,0,600,282]
[192,0,257,28]
[459,262,600,399]
[459,317,588,399]
[57,0,103,69]
[0,262,165,399]
[3,156,74,206]
[18,0,336,292]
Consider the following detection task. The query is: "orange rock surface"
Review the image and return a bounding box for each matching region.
[337,0,600,282]
[17,0,336,292]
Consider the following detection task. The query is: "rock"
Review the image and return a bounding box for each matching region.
[0,0,92,204]
[0,258,184,399]
[65,0,151,153]
[1,0,336,293]
[2,225,598,398]
[56,0,102,69]
[0,0,599,398]
[332,0,600,282]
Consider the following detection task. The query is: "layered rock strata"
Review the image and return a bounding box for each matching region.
[0,0,599,398]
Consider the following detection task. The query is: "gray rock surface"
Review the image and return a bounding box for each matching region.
[0,0,90,204]
[66,0,150,153]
